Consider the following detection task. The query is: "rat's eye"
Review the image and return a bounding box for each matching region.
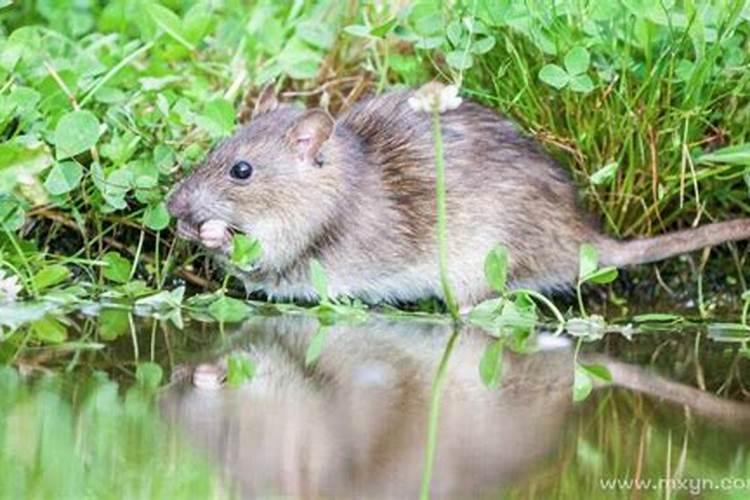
[229,161,253,180]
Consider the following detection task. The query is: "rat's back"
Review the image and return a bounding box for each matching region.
[336,89,596,301]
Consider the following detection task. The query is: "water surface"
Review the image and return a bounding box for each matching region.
[2,311,750,499]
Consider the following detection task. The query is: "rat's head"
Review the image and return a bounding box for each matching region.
[167,87,350,270]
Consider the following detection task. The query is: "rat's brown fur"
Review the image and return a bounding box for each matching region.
[168,84,750,307]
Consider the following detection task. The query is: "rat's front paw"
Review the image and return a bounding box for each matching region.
[200,219,231,250]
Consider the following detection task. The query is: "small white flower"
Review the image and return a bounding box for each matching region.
[408,82,463,114]
[0,272,22,303]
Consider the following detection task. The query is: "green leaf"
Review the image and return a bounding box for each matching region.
[305,326,328,366]
[226,353,255,387]
[310,259,329,302]
[135,287,184,311]
[195,98,235,138]
[707,323,750,342]
[582,266,618,284]
[102,251,131,284]
[31,316,68,343]
[573,363,593,402]
[697,144,750,165]
[580,362,612,382]
[632,313,683,323]
[343,24,371,37]
[564,47,590,75]
[296,21,335,50]
[590,162,618,185]
[484,245,509,292]
[539,64,569,89]
[569,74,594,93]
[0,195,24,230]
[135,362,163,391]
[414,36,444,50]
[479,339,504,389]
[31,265,70,291]
[471,36,496,54]
[278,38,323,80]
[146,3,194,50]
[231,234,262,271]
[54,111,100,160]
[578,244,599,280]
[370,17,398,37]
[98,309,129,341]
[445,50,474,70]
[446,20,463,46]
[143,202,170,231]
[208,296,251,323]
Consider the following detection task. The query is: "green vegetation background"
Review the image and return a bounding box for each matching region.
[2,0,750,307]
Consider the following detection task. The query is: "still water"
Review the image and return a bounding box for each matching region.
[2,311,750,499]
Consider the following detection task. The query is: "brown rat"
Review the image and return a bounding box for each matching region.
[167,83,750,307]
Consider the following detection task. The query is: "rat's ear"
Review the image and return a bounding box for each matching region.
[287,109,335,166]
[252,83,279,118]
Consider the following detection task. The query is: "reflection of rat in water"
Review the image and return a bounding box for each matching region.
[167,82,750,306]
[161,317,575,498]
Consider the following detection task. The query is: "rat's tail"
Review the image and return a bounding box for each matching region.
[599,218,750,267]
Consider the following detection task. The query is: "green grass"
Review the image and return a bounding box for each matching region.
[2,0,750,340]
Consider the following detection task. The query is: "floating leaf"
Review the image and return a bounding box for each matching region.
[208,296,251,323]
[135,287,185,311]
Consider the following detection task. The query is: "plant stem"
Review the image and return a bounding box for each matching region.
[420,329,459,500]
[576,281,587,317]
[507,288,567,331]
[431,108,460,320]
